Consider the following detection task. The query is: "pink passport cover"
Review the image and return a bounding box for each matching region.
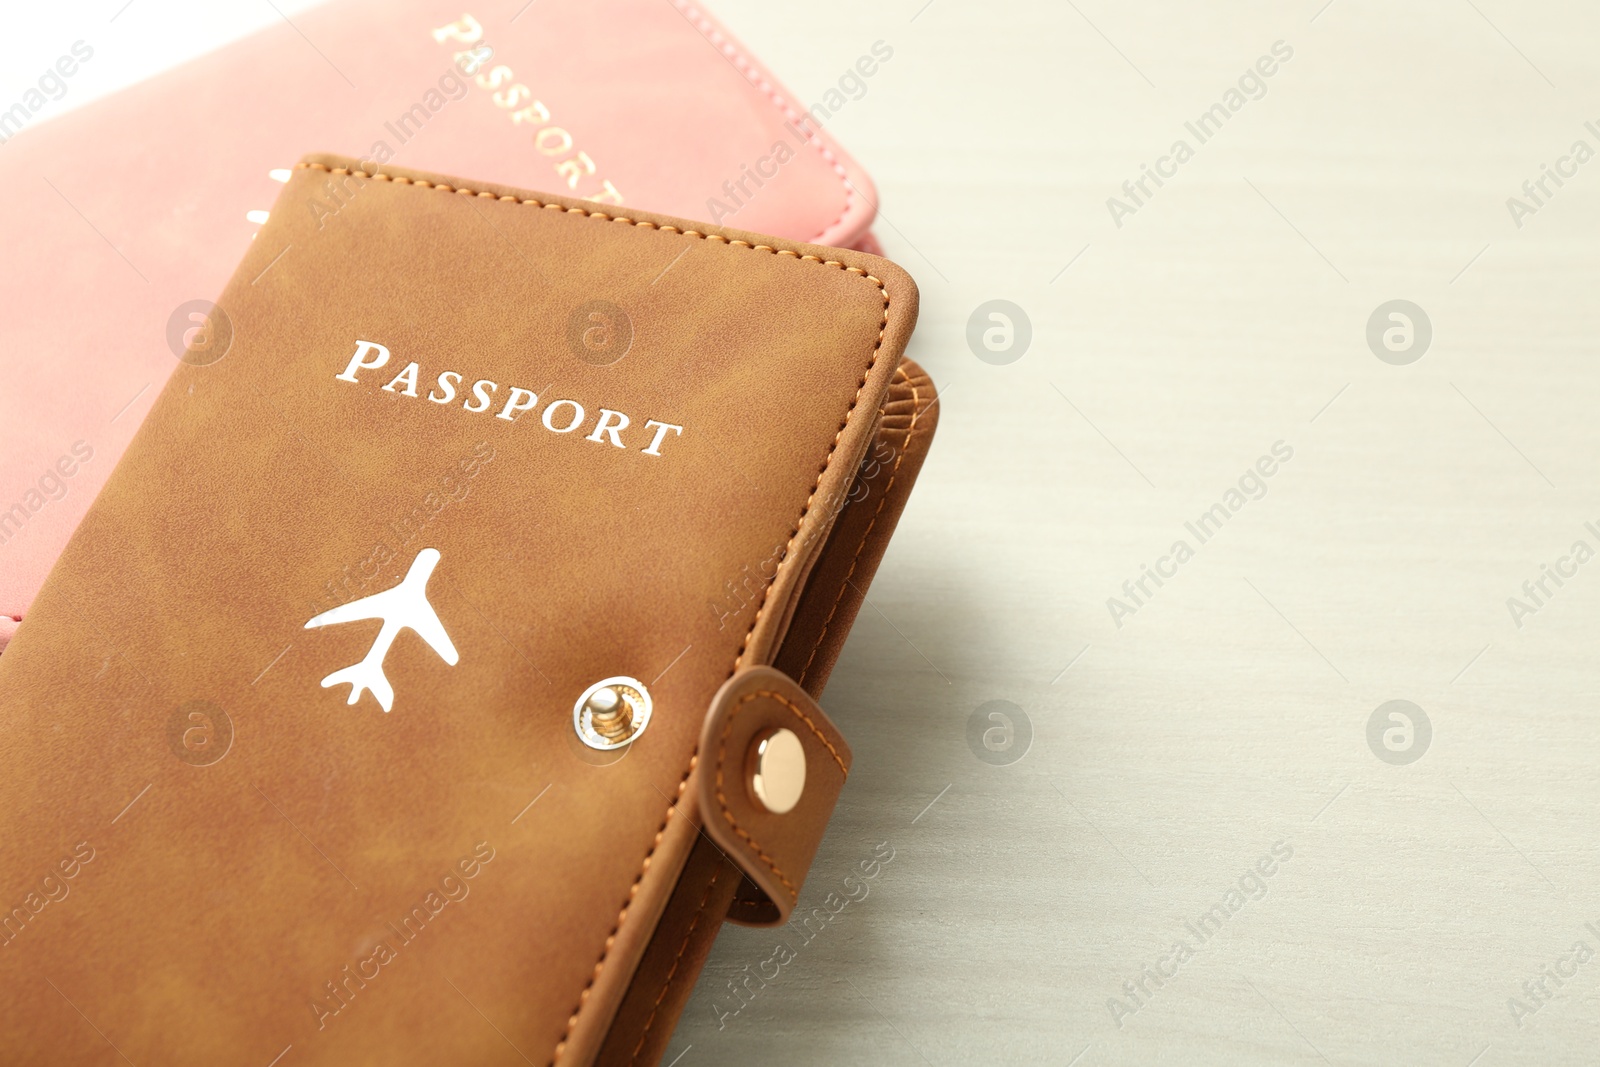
[0,0,880,649]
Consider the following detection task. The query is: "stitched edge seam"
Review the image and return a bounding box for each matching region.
[797,365,927,686]
[669,0,855,242]
[713,687,850,902]
[297,163,872,273]
[626,862,722,1066]
[290,162,893,1066]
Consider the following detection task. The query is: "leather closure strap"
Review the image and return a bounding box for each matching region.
[695,666,851,926]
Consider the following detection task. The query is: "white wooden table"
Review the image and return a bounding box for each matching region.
[9,2,1600,1064]
[679,3,1600,1065]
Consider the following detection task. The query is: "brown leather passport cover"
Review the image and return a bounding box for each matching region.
[0,154,933,1065]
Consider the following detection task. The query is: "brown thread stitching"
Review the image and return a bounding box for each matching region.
[712,687,850,901]
[797,366,927,687]
[627,862,723,1066]
[733,689,849,776]
[292,161,893,1065]
[296,163,875,278]
[549,755,695,1065]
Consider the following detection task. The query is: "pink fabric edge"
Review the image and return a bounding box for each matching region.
[671,0,878,249]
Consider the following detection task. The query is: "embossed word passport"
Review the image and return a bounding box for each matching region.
[0,155,936,1066]
[0,0,886,651]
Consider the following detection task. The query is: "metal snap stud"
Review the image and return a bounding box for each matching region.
[748,727,806,814]
[573,677,652,751]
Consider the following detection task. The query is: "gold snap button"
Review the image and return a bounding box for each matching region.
[573,677,651,750]
[748,728,806,814]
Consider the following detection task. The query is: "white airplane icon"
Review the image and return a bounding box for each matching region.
[304,547,458,712]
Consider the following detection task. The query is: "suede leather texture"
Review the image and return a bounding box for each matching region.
[696,666,851,927]
[0,0,881,652]
[0,155,915,1066]
[601,361,938,1065]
